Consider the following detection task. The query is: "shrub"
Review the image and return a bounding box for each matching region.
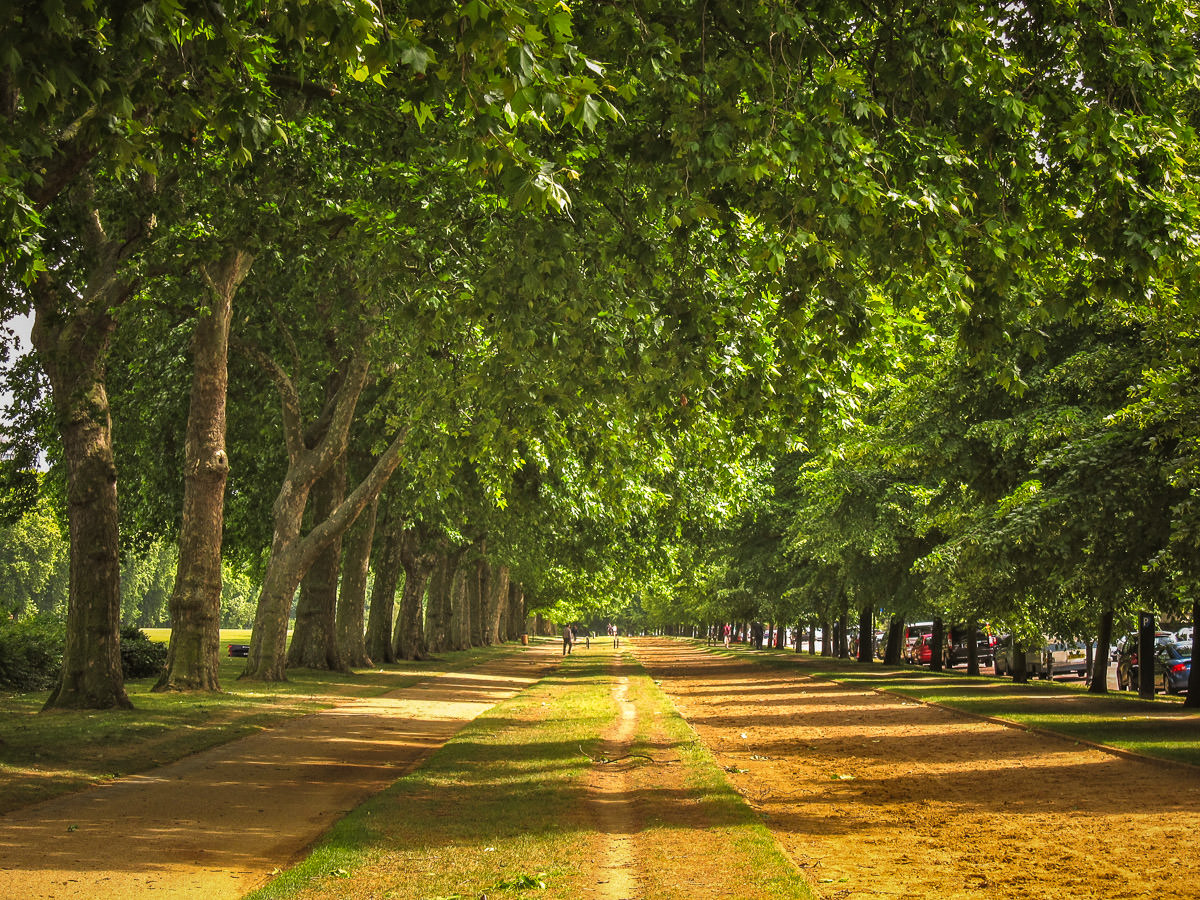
[0,614,65,692]
[120,626,168,679]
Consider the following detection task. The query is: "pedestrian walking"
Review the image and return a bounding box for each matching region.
[562,624,574,655]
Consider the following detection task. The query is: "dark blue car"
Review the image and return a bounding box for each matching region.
[1121,642,1191,694]
[1157,643,1192,694]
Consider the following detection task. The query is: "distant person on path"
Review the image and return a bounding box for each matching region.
[562,624,574,655]
[610,624,620,649]
[723,623,731,648]
[583,628,591,649]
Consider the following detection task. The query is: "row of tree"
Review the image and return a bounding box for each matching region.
[3,2,1199,708]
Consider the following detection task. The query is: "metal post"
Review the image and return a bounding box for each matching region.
[1138,612,1155,700]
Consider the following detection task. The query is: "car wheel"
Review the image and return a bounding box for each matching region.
[1163,674,1173,695]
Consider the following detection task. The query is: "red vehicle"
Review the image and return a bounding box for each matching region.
[913,632,951,667]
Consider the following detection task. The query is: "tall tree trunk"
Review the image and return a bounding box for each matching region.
[287,452,347,671]
[425,545,465,653]
[1185,599,1200,707]
[930,617,945,672]
[336,496,377,668]
[450,565,471,650]
[884,617,904,664]
[483,564,511,645]
[155,249,251,693]
[365,504,404,664]
[966,618,981,676]
[32,268,131,711]
[1012,638,1029,683]
[836,608,849,658]
[469,542,487,646]
[1089,606,1114,694]
[821,620,832,657]
[395,527,435,660]
[506,582,524,642]
[857,606,873,662]
[240,343,410,681]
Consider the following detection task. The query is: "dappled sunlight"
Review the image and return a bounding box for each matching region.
[634,637,1200,900]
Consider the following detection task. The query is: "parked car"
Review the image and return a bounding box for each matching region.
[1111,631,1176,662]
[1117,640,1192,693]
[903,623,934,663]
[1041,639,1090,678]
[946,629,997,668]
[993,636,1085,679]
[912,631,951,667]
[993,635,1047,678]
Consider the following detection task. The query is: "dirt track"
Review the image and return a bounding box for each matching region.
[4,638,1199,900]
[0,647,559,899]
[632,639,1200,900]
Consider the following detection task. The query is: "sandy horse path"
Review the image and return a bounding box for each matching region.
[631,639,1200,900]
[0,645,560,899]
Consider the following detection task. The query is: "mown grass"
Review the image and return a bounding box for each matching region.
[704,640,1200,767]
[245,647,814,900]
[0,631,519,813]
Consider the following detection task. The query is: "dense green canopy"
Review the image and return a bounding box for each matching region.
[2,1,1199,705]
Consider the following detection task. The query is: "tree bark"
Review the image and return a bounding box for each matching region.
[506,582,524,642]
[966,618,981,676]
[240,342,410,681]
[425,544,465,653]
[930,616,945,672]
[394,526,435,661]
[336,496,377,668]
[821,620,832,657]
[287,451,347,671]
[449,564,471,650]
[365,504,403,664]
[483,563,511,645]
[1012,638,1029,683]
[884,617,904,664]
[155,249,252,693]
[1089,606,1114,694]
[1185,598,1200,707]
[32,243,134,711]
[857,606,873,662]
[468,542,487,646]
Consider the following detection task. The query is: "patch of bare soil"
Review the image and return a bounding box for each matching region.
[632,639,1200,900]
[0,647,559,900]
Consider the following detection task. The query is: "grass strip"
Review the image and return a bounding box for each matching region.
[0,633,519,813]
[702,640,1200,767]
[246,647,814,900]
